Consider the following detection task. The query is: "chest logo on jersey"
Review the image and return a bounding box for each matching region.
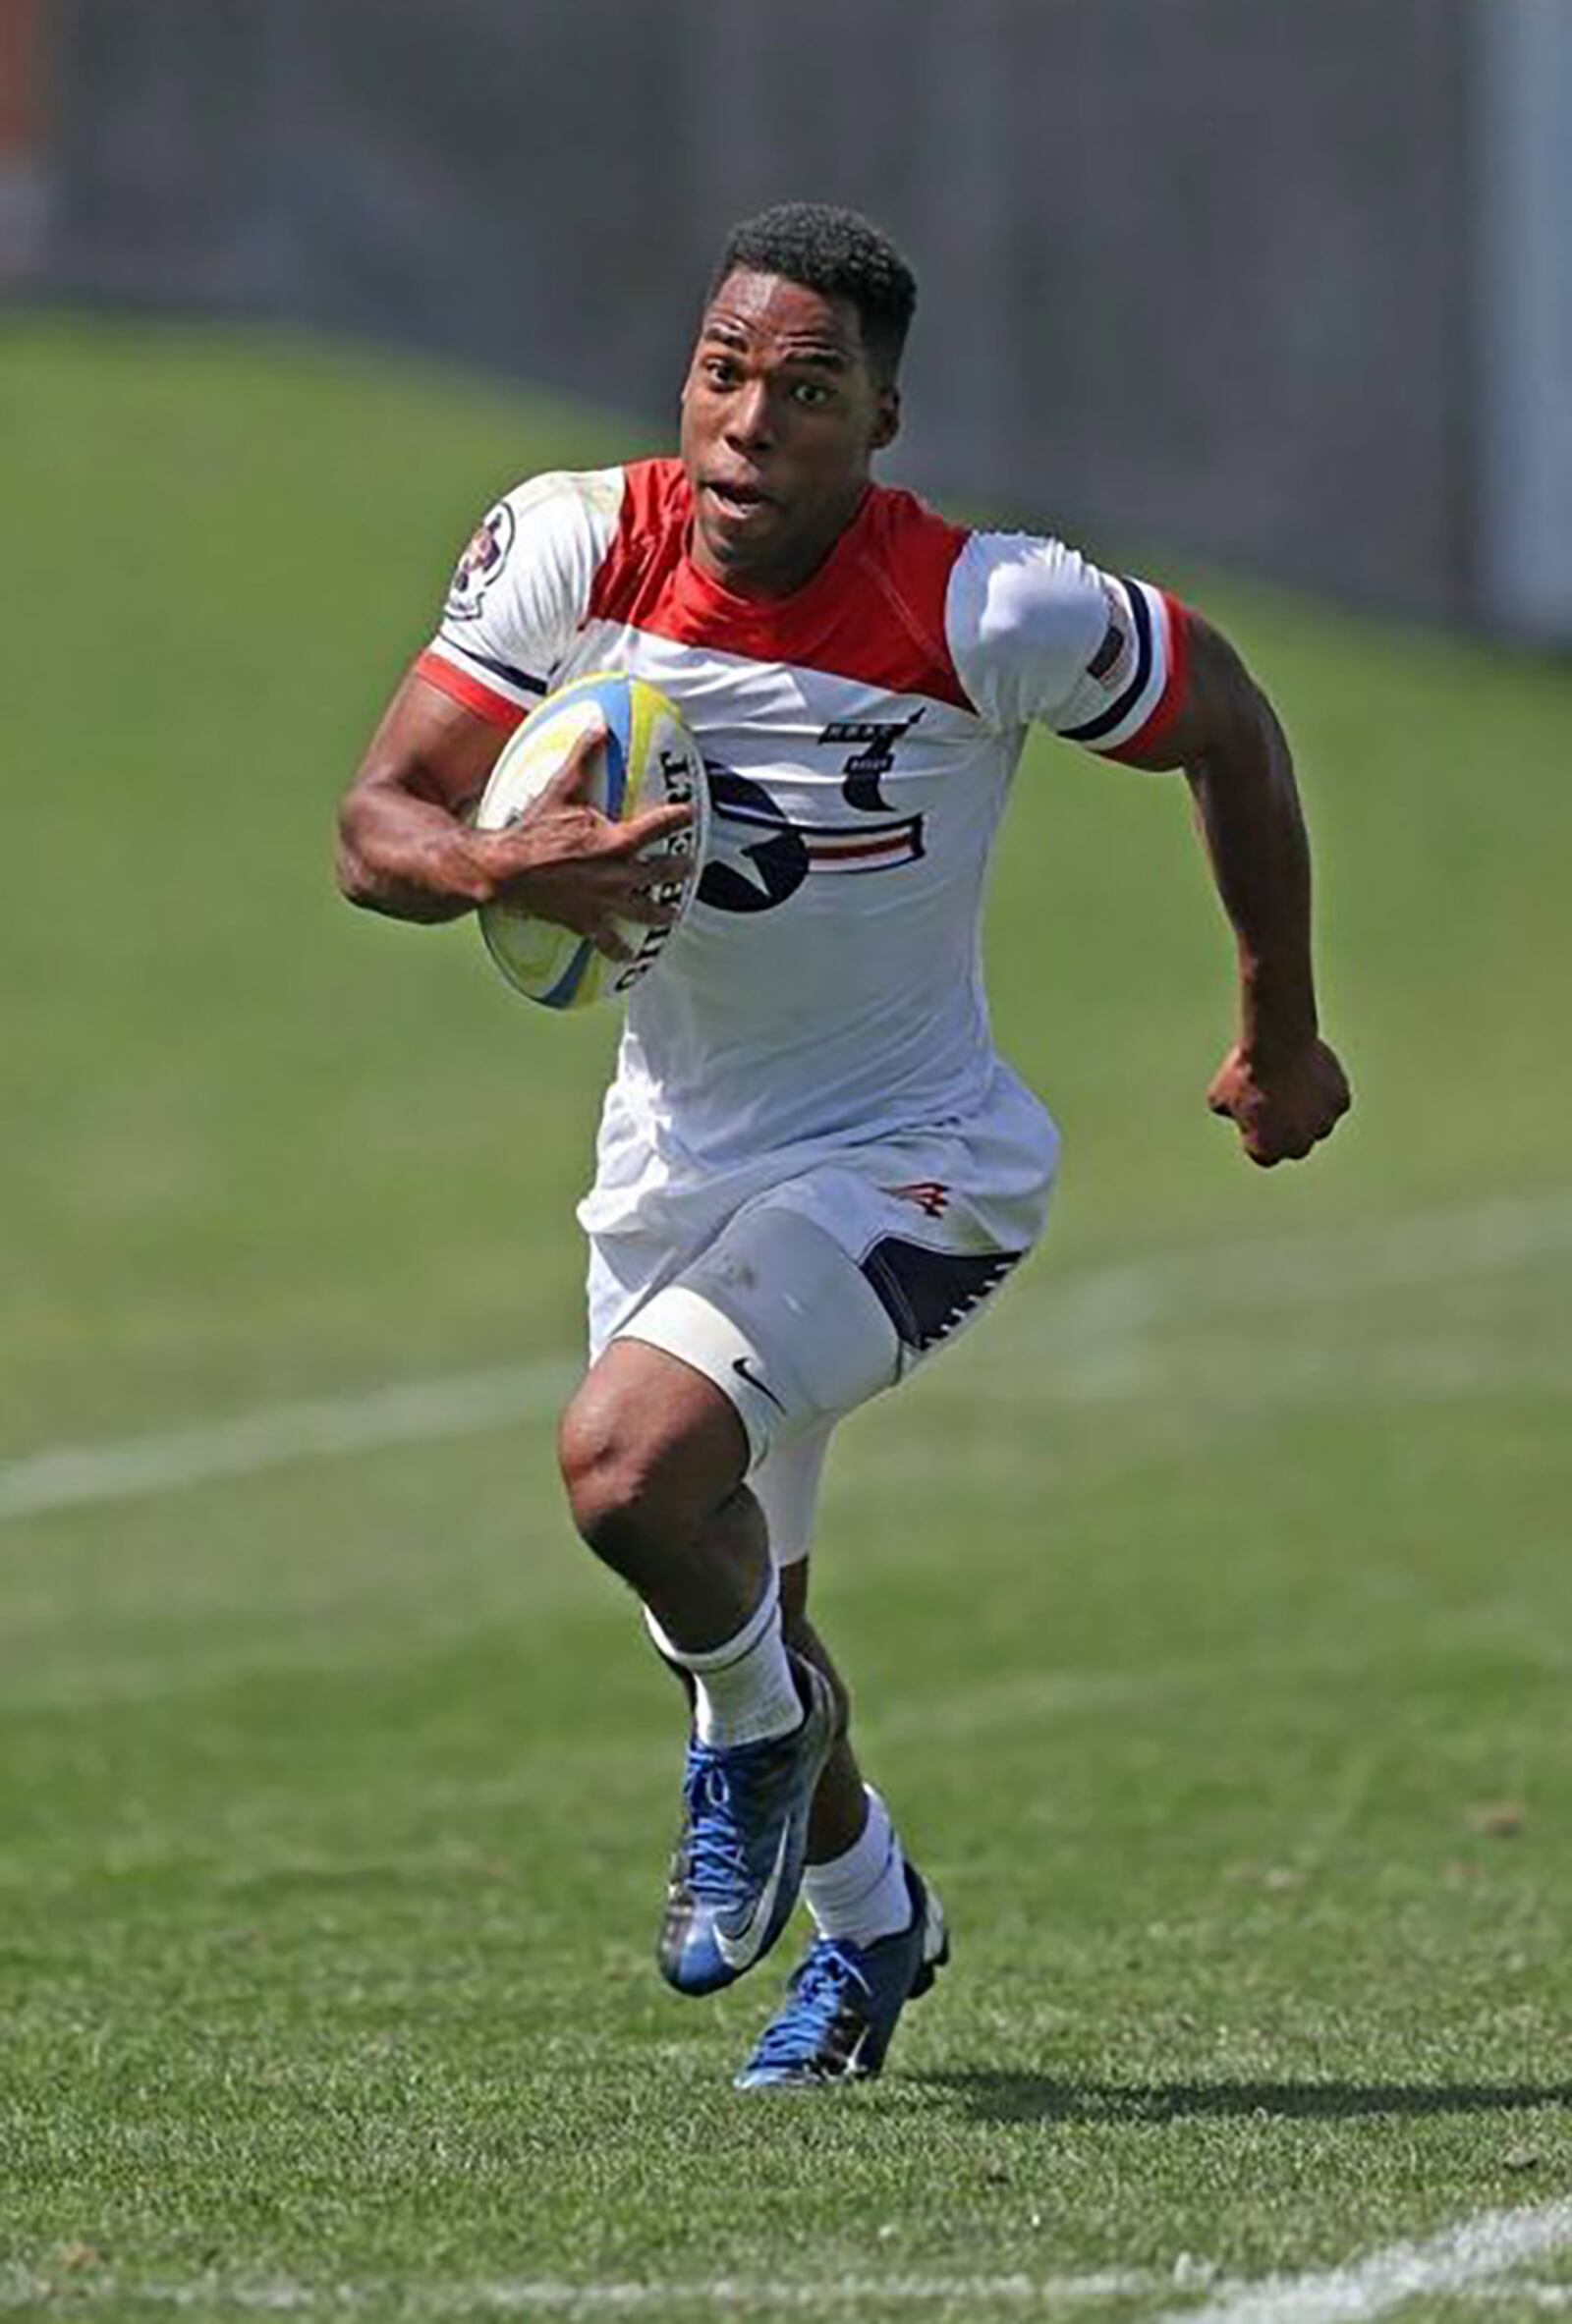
[817,707,926,812]
[698,767,926,916]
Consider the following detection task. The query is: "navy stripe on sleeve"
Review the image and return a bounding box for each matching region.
[1059,581,1152,745]
[461,646,549,698]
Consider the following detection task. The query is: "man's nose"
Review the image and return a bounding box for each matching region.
[724,379,774,450]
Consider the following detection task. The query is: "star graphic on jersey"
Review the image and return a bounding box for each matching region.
[707,815,783,904]
[698,768,810,916]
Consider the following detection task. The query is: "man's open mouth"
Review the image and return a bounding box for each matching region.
[704,479,774,516]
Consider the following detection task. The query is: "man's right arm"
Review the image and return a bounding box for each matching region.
[336,669,516,922]
[335,670,691,960]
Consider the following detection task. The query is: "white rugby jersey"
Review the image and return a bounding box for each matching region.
[418,461,1189,1244]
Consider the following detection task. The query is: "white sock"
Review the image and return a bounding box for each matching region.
[644,1570,803,1748]
[804,1787,912,1947]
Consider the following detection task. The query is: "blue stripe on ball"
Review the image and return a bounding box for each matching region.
[582,675,632,822]
[538,934,596,1011]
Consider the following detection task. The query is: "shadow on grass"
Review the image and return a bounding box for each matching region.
[915,2073,1572,2124]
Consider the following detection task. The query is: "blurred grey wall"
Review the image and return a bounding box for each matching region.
[23,0,1572,636]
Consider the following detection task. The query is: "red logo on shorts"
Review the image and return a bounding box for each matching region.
[886,1181,951,1220]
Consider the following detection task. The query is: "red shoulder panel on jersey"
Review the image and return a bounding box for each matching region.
[587,460,977,712]
[1100,593,1193,765]
[414,647,529,732]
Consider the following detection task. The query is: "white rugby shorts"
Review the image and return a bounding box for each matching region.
[585,1105,1056,1566]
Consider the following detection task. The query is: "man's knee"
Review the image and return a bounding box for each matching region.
[557,1344,748,1574]
[557,1389,664,1566]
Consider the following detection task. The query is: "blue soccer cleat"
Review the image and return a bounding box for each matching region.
[733,1862,949,2088]
[657,1652,837,1998]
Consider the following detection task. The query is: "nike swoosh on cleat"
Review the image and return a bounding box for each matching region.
[714,1820,793,1970]
[842,2025,875,2078]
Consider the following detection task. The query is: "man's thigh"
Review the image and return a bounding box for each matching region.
[592,1144,1042,1488]
[612,1200,901,1473]
[586,1208,880,1571]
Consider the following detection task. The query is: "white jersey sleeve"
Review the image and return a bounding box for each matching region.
[416,468,624,728]
[945,529,1185,759]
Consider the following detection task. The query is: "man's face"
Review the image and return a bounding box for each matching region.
[680,268,900,596]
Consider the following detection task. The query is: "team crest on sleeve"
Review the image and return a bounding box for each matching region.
[445,500,515,622]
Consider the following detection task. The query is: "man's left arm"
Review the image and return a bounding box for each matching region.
[1116,609,1351,1167]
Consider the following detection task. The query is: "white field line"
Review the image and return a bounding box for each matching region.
[2,1190,1567,1527]
[0,2268,1179,2313]
[0,1357,578,1523]
[5,2232,1572,2315]
[1153,2197,1572,2324]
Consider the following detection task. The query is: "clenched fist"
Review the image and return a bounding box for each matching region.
[1207,1038,1351,1168]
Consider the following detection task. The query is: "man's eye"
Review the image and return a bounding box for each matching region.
[791,381,832,408]
[703,360,740,387]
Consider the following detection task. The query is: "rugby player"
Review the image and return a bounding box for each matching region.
[336,202,1351,2088]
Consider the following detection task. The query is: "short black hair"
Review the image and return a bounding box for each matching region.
[707,202,918,384]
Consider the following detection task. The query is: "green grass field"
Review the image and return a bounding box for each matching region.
[2,314,1570,2323]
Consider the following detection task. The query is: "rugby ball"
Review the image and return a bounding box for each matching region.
[474,672,708,1009]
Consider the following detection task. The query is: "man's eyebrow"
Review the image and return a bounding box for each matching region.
[700,320,852,369]
[776,344,851,371]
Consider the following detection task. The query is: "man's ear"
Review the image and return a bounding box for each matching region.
[870,384,901,452]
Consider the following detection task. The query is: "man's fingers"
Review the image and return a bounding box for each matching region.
[1243,1120,1319,1167]
[618,890,682,930]
[1242,1117,1292,1166]
[608,800,697,857]
[482,846,681,928]
[539,718,607,805]
[1209,1043,1351,1166]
